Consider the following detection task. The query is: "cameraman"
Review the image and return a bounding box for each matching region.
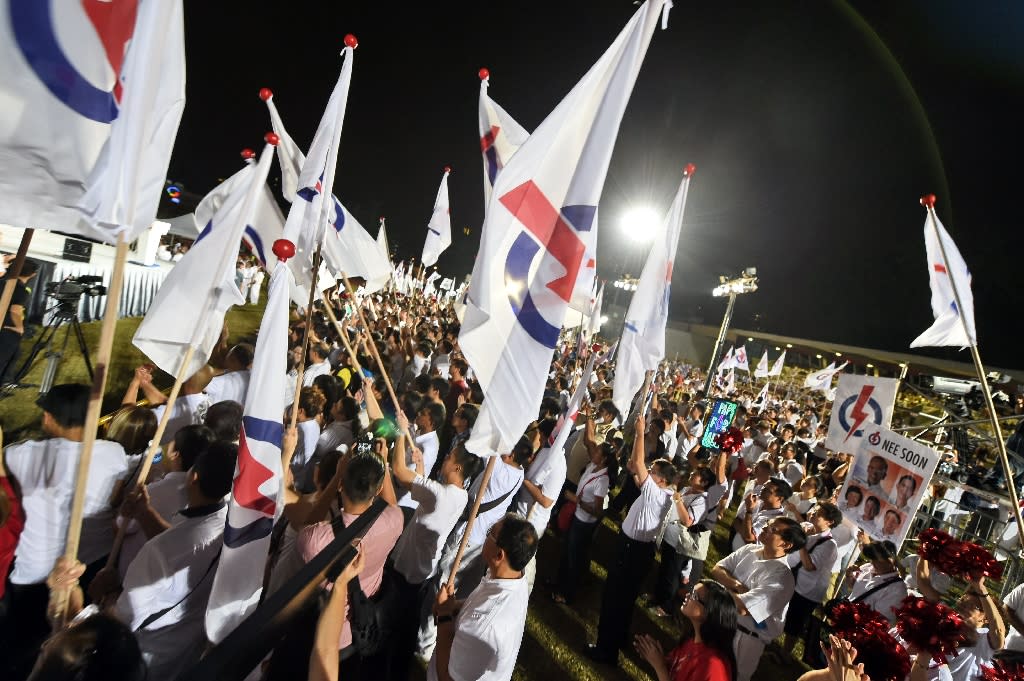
[0,259,38,382]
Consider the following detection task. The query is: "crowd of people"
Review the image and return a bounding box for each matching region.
[0,281,1023,681]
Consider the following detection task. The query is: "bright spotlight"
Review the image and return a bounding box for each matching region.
[620,206,661,243]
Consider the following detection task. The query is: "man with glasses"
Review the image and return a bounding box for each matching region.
[731,478,792,551]
[586,413,676,665]
[712,517,807,681]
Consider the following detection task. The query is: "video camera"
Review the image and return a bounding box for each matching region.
[44,275,107,302]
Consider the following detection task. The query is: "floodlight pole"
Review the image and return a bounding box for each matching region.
[703,291,737,396]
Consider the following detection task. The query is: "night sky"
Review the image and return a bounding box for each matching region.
[166,1,1024,370]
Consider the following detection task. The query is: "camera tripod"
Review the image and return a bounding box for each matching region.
[13,298,94,394]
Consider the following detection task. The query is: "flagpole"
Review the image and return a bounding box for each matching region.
[445,454,497,590]
[289,246,323,430]
[0,228,34,329]
[921,194,1024,547]
[53,234,128,624]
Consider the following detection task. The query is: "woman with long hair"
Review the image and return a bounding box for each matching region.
[635,579,738,681]
[551,440,618,605]
[105,406,158,459]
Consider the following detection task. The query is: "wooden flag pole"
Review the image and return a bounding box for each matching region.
[445,454,498,590]
[0,228,35,331]
[53,235,128,624]
[289,247,323,430]
[921,196,1024,548]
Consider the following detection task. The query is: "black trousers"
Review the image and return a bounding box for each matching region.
[0,329,22,382]
[610,474,641,514]
[595,535,656,653]
[555,516,597,603]
[387,567,428,681]
[3,581,50,681]
[653,541,689,610]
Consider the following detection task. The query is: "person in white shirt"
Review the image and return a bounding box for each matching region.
[302,343,334,388]
[781,502,842,656]
[429,514,538,681]
[315,395,359,458]
[712,517,807,681]
[390,411,481,681]
[679,403,706,459]
[844,540,908,623]
[783,475,820,521]
[513,428,567,592]
[122,364,211,445]
[249,264,265,305]
[778,442,805,488]
[80,444,235,681]
[650,466,714,616]
[916,556,1005,681]
[2,384,129,674]
[204,343,253,407]
[1000,581,1024,652]
[586,413,676,665]
[291,387,326,494]
[399,402,445,516]
[732,478,792,551]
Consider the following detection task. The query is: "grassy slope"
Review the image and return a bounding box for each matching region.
[0,301,267,441]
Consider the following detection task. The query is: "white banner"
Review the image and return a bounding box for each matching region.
[836,427,939,549]
[824,375,898,453]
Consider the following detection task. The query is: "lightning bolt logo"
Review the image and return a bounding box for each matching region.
[844,385,875,443]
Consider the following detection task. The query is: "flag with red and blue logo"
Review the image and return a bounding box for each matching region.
[461,0,671,456]
[612,168,693,416]
[205,261,291,643]
[910,206,977,349]
[1,0,185,243]
[478,70,529,208]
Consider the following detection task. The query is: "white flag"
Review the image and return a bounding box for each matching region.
[754,351,769,378]
[723,368,736,394]
[754,381,769,407]
[205,264,291,643]
[421,168,452,267]
[193,157,285,271]
[769,350,786,376]
[0,1,185,243]
[613,169,692,416]
[588,282,605,338]
[733,345,750,372]
[134,142,275,377]
[278,45,355,303]
[461,0,669,456]
[377,218,392,267]
[804,361,848,393]
[479,69,529,208]
[910,207,977,349]
[717,346,736,372]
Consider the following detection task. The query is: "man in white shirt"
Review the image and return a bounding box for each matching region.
[400,402,445,515]
[1000,581,1024,652]
[94,444,236,681]
[204,343,253,406]
[513,443,568,592]
[2,384,129,672]
[429,514,538,681]
[712,517,807,681]
[301,343,333,387]
[781,502,841,656]
[732,478,791,551]
[587,414,675,665]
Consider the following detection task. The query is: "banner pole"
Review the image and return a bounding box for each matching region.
[0,228,34,329]
[445,454,497,590]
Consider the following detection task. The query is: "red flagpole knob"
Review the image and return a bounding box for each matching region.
[344,34,358,48]
[264,132,280,146]
[258,87,273,101]
[240,148,256,160]
[684,162,697,177]
[920,194,937,208]
[443,165,452,174]
[272,239,296,262]
[478,67,490,80]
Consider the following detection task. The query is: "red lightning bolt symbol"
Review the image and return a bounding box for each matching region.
[844,385,875,444]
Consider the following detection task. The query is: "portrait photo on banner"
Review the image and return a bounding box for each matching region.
[837,427,940,549]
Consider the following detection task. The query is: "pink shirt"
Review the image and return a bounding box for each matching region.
[297,504,403,649]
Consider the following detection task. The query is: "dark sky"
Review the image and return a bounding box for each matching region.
[167,1,1024,370]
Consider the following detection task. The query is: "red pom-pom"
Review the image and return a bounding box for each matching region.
[895,596,970,665]
[479,67,490,80]
[918,529,1003,581]
[920,194,937,208]
[980,661,1024,681]
[264,132,279,146]
[443,165,452,174]
[846,627,912,681]
[827,600,890,638]
[684,163,696,177]
[714,427,745,454]
[344,34,358,48]
[258,87,273,101]
[339,290,350,300]
[240,148,256,160]
[272,239,296,262]
[591,343,602,353]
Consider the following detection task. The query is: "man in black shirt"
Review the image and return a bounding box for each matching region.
[0,259,38,381]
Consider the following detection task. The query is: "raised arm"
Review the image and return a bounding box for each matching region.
[391,412,418,489]
[632,413,648,486]
[970,574,1005,649]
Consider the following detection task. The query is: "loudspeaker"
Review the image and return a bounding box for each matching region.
[62,238,92,263]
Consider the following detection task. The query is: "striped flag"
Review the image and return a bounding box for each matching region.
[205,263,292,643]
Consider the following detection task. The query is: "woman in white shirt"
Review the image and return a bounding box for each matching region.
[650,466,714,616]
[551,442,617,605]
[844,540,908,623]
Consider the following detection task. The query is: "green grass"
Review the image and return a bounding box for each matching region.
[0,301,267,442]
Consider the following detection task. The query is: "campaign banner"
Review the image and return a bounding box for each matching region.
[836,427,939,549]
[825,375,898,454]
